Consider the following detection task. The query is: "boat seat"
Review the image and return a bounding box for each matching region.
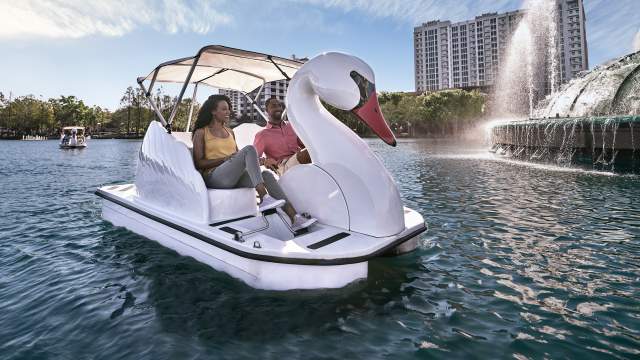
[169,130,259,223]
[207,188,258,223]
[172,132,193,149]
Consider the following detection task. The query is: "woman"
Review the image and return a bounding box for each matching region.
[192,95,315,230]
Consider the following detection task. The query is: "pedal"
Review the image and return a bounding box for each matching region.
[293,227,309,237]
[261,208,278,216]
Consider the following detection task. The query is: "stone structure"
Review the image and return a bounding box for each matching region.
[489,51,640,173]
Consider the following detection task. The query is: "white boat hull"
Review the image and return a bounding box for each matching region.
[97,183,426,290]
[102,199,367,290]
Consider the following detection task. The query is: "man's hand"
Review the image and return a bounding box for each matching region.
[296,149,311,164]
[264,158,279,172]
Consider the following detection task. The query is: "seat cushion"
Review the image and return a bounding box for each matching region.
[207,188,258,223]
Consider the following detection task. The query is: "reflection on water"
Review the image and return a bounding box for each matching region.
[0,139,638,359]
[372,138,640,357]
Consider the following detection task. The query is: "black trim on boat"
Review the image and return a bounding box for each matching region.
[96,189,427,266]
[209,215,255,227]
[294,227,309,237]
[308,232,350,250]
[219,226,239,235]
[261,208,278,216]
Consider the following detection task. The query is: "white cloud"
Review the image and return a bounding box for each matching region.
[0,0,233,39]
[292,0,520,24]
[313,0,640,65]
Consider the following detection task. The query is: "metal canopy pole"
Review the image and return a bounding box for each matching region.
[138,81,167,126]
[267,55,291,81]
[218,69,268,123]
[253,82,264,103]
[146,69,159,97]
[251,81,267,122]
[241,91,268,123]
[167,57,200,132]
[186,83,198,132]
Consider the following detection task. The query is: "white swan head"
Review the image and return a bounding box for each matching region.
[297,52,397,146]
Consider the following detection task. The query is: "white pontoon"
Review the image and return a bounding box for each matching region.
[60,126,87,149]
[96,45,427,290]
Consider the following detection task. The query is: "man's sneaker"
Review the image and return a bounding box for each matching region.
[291,214,317,231]
[258,195,285,212]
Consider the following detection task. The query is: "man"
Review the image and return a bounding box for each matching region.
[254,97,316,230]
[254,97,311,176]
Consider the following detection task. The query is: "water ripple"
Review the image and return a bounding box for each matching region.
[0,139,638,359]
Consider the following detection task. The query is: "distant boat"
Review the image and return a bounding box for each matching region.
[60,126,88,149]
[22,135,46,141]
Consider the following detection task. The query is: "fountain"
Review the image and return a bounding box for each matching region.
[489,0,640,173]
[494,0,561,117]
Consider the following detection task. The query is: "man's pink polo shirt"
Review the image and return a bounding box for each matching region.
[253,121,303,162]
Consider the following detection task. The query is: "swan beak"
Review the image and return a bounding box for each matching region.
[352,92,397,147]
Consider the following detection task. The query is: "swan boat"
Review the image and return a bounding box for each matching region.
[60,126,88,149]
[96,46,427,290]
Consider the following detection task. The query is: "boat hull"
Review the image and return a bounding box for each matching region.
[96,178,426,291]
[101,199,369,290]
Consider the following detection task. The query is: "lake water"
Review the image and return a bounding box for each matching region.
[1,139,639,359]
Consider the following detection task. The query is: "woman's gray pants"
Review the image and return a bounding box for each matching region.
[205,145,287,201]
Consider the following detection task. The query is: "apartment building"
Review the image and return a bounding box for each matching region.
[558,0,589,82]
[414,0,588,92]
[219,55,307,123]
[220,79,290,123]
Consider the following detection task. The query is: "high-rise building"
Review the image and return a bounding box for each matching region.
[558,0,589,82]
[219,55,307,123]
[413,0,588,93]
[220,79,291,123]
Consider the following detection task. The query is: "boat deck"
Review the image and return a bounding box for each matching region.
[97,184,427,265]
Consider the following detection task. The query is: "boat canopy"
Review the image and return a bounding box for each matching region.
[138,45,302,92]
[62,126,85,130]
[137,45,304,130]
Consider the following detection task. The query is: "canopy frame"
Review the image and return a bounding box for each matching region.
[138,80,167,126]
[136,45,303,133]
[185,83,199,132]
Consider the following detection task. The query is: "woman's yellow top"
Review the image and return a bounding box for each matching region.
[204,126,237,161]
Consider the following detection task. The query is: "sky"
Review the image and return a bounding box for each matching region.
[0,0,639,110]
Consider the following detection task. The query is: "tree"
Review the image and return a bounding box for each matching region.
[120,86,135,135]
[49,95,90,128]
[0,87,484,139]
[324,89,485,137]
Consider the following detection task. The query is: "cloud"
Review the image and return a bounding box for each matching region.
[0,0,233,39]
[289,0,640,69]
[247,2,345,36]
[292,0,521,24]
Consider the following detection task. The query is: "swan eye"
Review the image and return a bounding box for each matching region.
[350,71,376,108]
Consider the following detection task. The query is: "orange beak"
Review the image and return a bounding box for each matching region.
[352,92,396,146]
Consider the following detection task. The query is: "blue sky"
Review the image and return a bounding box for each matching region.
[1,0,639,110]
